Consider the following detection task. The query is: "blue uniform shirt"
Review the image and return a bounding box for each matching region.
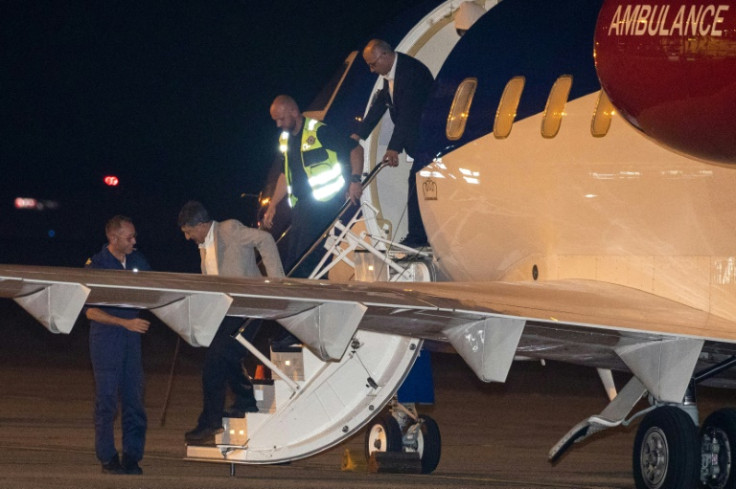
[85,245,151,320]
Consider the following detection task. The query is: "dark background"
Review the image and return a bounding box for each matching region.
[1,0,423,272]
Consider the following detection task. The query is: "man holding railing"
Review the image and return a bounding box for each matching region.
[264,94,363,277]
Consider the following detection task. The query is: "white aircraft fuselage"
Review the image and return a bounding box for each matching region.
[422,92,736,325]
[344,0,736,329]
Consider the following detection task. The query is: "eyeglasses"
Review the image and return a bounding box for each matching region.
[366,52,384,69]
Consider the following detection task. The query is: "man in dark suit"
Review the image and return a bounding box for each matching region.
[352,39,434,247]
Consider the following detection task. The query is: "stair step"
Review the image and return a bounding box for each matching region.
[214,412,274,446]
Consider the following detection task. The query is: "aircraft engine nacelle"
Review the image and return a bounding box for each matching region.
[594,0,736,164]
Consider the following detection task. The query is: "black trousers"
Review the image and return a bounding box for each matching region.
[406,158,428,242]
[197,317,261,429]
[285,195,358,278]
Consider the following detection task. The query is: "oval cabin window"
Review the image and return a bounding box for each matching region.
[494,76,525,139]
[591,89,614,137]
[446,78,478,141]
[541,75,573,138]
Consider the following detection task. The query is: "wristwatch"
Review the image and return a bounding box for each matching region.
[350,174,362,183]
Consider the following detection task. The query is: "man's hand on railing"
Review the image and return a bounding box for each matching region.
[347,182,362,205]
[262,204,276,230]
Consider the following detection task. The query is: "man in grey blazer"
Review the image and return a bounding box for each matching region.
[178,201,284,444]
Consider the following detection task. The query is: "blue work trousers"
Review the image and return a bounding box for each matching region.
[89,323,146,463]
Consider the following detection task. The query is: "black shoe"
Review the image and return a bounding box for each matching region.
[101,455,125,475]
[185,425,223,445]
[398,235,429,248]
[223,404,258,418]
[121,454,143,475]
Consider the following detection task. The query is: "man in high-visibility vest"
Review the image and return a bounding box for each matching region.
[264,94,363,277]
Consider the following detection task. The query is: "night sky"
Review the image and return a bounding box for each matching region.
[1,0,422,271]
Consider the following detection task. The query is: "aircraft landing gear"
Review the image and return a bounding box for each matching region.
[365,413,403,459]
[633,406,700,489]
[553,356,736,489]
[364,402,442,473]
[406,414,441,473]
[701,408,736,489]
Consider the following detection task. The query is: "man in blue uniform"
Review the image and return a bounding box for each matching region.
[84,215,151,475]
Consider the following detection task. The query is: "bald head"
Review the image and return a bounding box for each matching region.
[362,39,395,76]
[270,95,303,135]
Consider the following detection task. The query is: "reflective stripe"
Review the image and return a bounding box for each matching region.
[312,175,346,201]
[279,132,289,153]
[281,117,344,205]
[307,162,343,187]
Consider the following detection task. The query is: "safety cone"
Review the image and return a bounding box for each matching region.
[254,364,265,380]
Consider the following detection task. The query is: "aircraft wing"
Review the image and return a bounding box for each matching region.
[2,264,735,403]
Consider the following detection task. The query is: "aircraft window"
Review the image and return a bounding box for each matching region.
[446,77,477,140]
[591,89,614,137]
[494,76,525,139]
[541,75,573,138]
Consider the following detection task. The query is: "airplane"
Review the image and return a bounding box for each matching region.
[2,0,736,487]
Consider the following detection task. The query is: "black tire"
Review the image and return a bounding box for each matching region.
[364,413,403,460]
[416,414,441,474]
[701,408,736,489]
[633,406,700,489]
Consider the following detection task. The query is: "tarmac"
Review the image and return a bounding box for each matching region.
[1,298,732,489]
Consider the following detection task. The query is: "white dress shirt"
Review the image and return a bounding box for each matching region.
[383,54,398,99]
[199,223,219,276]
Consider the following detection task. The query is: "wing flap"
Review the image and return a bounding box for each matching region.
[3,265,736,393]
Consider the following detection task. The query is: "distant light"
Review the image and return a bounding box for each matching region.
[15,197,38,209]
[104,175,119,186]
[14,197,59,211]
[47,229,55,238]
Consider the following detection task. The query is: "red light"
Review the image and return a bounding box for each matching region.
[14,197,38,209]
[104,175,119,186]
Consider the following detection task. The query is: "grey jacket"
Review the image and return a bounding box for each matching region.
[200,220,284,278]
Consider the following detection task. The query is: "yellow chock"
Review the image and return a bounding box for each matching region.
[341,448,367,471]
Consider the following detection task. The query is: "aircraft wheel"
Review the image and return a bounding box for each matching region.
[415,414,441,474]
[633,406,699,489]
[701,408,736,489]
[365,413,402,460]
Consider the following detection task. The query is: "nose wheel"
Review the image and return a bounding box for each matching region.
[365,413,403,459]
[408,414,441,474]
[364,408,441,474]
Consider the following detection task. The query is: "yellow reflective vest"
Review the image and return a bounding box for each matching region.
[279,118,345,207]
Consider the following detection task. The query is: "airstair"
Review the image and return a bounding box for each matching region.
[186,165,438,466]
[186,329,421,463]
